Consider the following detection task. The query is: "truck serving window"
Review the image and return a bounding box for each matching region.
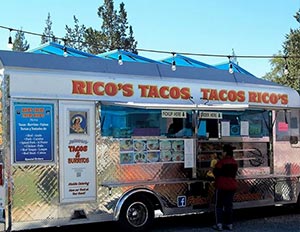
[197,110,270,138]
[100,104,193,138]
[276,109,300,142]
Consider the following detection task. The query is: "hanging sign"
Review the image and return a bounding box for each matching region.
[162,110,187,118]
[199,111,222,119]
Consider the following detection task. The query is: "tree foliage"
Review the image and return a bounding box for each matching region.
[263,10,300,93]
[65,16,87,51]
[62,0,137,54]
[263,52,287,84]
[41,13,57,44]
[84,0,137,54]
[84,28,106,54]
[283,28,300,92]
[12,29,30,51]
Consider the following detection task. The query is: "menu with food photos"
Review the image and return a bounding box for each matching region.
[119,138,185,164]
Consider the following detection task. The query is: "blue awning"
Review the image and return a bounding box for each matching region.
[28,42,255,76]
[214,61,255,76]
[160,54,216,69]
[98,49,162,64]
[28,42,99,58]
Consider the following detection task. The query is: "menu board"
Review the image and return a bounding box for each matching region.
[13,102,54,163]
[120,138,185,164]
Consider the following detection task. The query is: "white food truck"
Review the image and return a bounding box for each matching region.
[0,48,299,231]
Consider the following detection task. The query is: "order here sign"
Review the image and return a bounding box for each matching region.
[198,111,222,119]
[162,110,187,118]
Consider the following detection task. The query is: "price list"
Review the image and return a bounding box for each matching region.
[14,103,54,163]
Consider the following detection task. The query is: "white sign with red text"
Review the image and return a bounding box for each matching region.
[9,70,300,108]
[59,101,96,203]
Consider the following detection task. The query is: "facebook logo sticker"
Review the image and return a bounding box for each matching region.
[177,196,186,207]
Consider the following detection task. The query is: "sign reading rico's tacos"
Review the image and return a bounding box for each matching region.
[71,80,289,107]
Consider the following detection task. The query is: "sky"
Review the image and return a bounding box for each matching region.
[0,0,299,77]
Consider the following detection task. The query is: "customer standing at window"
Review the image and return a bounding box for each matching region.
[212,144,238,231]
[168,118,183,136]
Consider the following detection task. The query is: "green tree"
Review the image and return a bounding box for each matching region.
[65,16,87,51]
[263,51,287,84]
[117,3,137,53]
[85,0,137,54]
[84,28,106,54]
[12,28,30,51]
[283,28,300,92]
[41,13,57,44]
[263,10,300,93]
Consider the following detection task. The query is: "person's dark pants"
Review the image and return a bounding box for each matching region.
[214,189,235,226]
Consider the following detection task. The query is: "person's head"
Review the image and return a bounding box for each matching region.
[74,118,82,126]
[223,144,236,157]
[211,153,217,159]
[173,118,183,125]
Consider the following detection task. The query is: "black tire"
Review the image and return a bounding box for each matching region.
[119,196,154,231]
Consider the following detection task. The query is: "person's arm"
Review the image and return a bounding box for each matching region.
[213,161,222,177]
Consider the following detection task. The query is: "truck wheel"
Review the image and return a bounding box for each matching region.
[119,197,154,231]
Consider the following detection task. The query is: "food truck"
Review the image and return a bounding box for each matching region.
[0,48,299,231]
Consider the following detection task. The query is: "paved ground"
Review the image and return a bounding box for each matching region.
[28,205,300,232]
[151,205,300,232]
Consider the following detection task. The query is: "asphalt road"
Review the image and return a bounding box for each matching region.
[27,205,300,232]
